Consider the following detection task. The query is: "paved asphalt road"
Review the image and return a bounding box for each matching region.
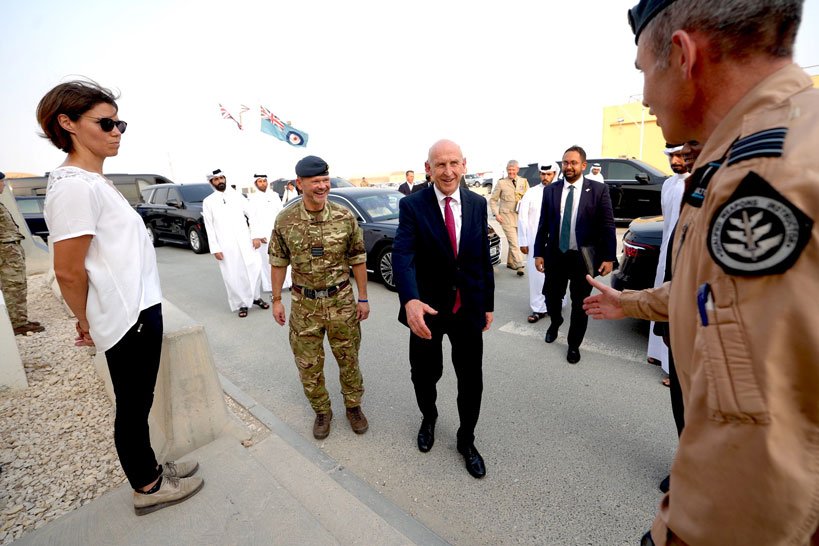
[153,219,676,546]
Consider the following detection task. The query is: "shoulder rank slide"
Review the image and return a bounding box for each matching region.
[725,127,787,167]
[708,171,812,276]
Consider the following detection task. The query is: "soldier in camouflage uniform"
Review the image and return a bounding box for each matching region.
[270,156,371,440]
[0,172,44,336]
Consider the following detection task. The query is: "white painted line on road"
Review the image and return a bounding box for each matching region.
[498,321,645,364]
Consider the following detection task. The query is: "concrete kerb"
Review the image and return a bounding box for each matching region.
[218,374,450,546]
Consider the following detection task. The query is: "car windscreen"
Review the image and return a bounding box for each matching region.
[355,193,403,222]
[179,185,214,202]
[330,178,354,188]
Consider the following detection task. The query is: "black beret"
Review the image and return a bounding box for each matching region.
[295,156,329,178]
[628,0,677,44]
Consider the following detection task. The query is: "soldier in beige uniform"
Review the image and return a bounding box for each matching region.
[0,172,44,335]
[489,160,528,275]
[270,155,371,440]
[583,1,819,544]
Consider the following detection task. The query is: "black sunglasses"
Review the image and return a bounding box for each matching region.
[83,116,127,134]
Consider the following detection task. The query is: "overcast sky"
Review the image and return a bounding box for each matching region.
[3,0,818,184]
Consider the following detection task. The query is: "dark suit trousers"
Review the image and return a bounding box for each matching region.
[408,314,483,447]
[545,250,593,349]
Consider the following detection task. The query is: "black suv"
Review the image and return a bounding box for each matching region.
[515,159,666,222]
[9,173,173,241]
[8,173,172,205]
[584,158,666,222]
[137,183,214,254]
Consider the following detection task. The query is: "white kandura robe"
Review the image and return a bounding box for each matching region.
[517,183,567,313]
[248,189,291,291]
[586,172,605,183]
[282,188,299,204]
[203,189,262,311]
[647,172,688,372]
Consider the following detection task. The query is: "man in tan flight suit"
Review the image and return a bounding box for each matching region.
[489,160,528,275]
[583,1,819,544]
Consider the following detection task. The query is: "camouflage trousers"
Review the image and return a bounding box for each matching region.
[0,242,27,328]
[289,285,363,413]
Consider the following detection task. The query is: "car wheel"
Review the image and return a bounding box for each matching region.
[146,225,162,247]
[187,226,208,254]
[376,246,397,291]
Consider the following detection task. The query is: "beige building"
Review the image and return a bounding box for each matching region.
[602,70,819,175]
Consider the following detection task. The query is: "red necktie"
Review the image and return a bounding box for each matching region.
[444,197,461,313]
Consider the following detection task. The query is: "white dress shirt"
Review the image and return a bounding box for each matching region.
[559,177,583,250]
[433,185,461,250]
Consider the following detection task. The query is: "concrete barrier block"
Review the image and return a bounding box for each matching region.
[0,289,28,390]
[93,299,249,462]
[1,189,49,275]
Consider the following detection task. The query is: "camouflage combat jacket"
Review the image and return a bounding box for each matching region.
[0,203,23,244]
[270,200,366,289]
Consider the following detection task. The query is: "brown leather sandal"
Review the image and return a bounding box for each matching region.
[238,307,248,318]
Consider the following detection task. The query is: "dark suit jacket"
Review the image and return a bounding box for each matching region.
[533,177,616,274]
[398,182,412,196]
[393,186,494,331]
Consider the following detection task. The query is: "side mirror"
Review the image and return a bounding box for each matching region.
[166,199,183,208]
[635,173,650,184]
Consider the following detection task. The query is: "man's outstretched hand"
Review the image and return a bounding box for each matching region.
[583,274,625,320]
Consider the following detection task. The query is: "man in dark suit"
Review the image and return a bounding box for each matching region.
[534,145,616,364]
[397,170,415,195]
[393,139,495,479]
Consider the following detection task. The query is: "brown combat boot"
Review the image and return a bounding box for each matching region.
[346,406,369,434]
[13,322,45,336]
[313,410,333,440]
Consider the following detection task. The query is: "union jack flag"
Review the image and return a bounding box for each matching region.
[219,103,243,130]
[260,106,285,130]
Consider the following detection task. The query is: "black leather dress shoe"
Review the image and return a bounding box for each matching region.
[567,347,581,364]
[417,420,435,453]
[457,444,486,479]
[544,325,560,344]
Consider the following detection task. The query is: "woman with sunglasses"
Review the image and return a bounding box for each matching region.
[37,80,204,515]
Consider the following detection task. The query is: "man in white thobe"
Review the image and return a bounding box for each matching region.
[282,181,299,204]
[518,163,565,323]
[587,163,605,183]
[646,145,688,371]
[202,169,265,317]
[248,174,291,292]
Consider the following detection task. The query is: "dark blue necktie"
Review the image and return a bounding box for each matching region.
[559,185,575,252]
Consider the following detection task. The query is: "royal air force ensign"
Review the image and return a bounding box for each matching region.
[708,171,813,276]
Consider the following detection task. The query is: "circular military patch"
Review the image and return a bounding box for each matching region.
[708,172,812,276]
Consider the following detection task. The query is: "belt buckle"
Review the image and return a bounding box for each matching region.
[315,289,329,298]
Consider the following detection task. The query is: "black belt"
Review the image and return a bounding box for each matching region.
[292,280,350,299]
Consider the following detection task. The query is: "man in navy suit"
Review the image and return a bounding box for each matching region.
[534,145,616,364]
[393,139,495,479]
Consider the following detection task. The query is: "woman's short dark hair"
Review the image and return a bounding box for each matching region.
[36,80,119,153]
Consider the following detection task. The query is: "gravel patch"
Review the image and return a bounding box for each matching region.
[0,274,269,544]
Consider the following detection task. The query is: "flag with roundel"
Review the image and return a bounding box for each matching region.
[260,106,309,147]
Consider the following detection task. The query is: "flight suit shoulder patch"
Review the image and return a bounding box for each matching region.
[725,127,787,167]
[708,171,813,276]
